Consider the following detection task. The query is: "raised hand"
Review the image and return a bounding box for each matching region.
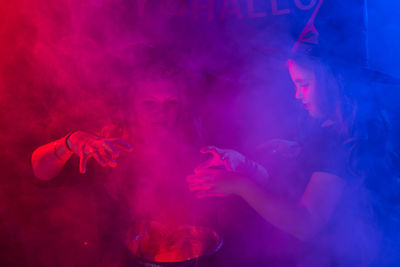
[67,131,133,173]
[187,146,268,198]
[193,146,247,173]
[187,168,247,198]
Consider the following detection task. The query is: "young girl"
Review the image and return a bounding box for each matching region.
[30,51,207,266]
[187,41,394,265]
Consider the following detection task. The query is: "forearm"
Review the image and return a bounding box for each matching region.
[238,180,322,241]
[31,135,74,180]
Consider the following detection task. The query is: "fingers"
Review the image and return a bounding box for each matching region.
[96,138,132,167]
[187,174,215,198]
[222,158,233,172]
[79,145,90,174]
[187,173,214,183]
[187,172,213,185]
[109,138,133,152]
[188,182,220,198]
[79,143,118,173]
[102,140,120,159]
[200,145,224,156]
[92,150,109,167]
[77,136,132,173]
[91,151,108,167]
[188,183,214,191]
[98,147,117,167]
[194,158,219,173]
[187,171,219,198]
[195,146,227,172]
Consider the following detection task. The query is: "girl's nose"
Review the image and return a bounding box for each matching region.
[295,88,303,99]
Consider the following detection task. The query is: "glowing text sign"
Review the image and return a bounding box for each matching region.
[137,0,319,20]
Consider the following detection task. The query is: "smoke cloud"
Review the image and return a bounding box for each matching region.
[0,0,399,266]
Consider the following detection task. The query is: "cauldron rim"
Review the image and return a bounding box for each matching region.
[127,225,223,266]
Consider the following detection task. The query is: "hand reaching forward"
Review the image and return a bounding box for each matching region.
[187,146,268,198]
[67,131,133,173]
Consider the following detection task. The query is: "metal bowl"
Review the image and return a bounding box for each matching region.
[126,224,223,267]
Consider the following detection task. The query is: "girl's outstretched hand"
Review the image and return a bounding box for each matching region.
[67,131,133,173]
[187,146,268,198]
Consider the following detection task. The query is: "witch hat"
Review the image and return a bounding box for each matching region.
[255,0,400,85]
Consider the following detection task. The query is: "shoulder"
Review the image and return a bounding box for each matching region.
[346,109,395,177]
[299,125,349,179]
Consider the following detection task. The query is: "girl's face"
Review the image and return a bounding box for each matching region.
[134,79,181,138]
[288,59,322,118]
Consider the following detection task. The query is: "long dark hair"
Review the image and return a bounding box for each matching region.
[288,53,356,138]
[289,52,398,185]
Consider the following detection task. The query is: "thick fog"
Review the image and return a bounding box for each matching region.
[1,0,400,266]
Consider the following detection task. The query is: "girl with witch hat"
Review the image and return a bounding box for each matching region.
[187,3,400,265]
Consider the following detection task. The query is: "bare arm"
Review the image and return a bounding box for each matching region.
[31,134,74,181]
[237,171,346,241]
[31,131,133,181]
[188,146,346,241]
